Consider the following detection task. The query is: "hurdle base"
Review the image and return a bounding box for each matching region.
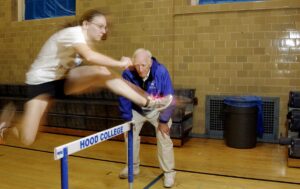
[287,157,300,168]
[41,126,188,147]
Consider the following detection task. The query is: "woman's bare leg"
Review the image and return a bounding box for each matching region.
[8,95,51,146]
[65,65,148,106]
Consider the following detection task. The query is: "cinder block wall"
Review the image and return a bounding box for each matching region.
[0,0,300,136]
[174,0,300,135]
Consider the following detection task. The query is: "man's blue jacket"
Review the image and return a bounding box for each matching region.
[118,57,175,123]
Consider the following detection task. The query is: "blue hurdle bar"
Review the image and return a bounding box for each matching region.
[54,121,135,189]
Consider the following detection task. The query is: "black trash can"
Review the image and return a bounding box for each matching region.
[223,96,263,149]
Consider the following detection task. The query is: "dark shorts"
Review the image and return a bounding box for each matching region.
[27,79,67,100]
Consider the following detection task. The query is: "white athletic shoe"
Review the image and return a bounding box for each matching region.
[119,165,140,179]
[0,102,16,141]
[146,95,173,111]
[143,95,173,119]
[0,122,7,139]
[164,171,176,188]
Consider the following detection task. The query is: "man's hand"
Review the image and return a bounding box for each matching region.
[158,122,170,139]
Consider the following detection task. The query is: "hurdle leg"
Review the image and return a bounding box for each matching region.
[128,123,134,189]
[61,148,69,189]
[54,122,134,188]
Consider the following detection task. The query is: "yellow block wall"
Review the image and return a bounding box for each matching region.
[174,0,300,135]
[0,0,299,136]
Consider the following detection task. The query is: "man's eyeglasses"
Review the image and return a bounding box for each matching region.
[90,22,107,31]
[134,61,151,70]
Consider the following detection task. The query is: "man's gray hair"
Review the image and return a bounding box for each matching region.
[132,48,152,59]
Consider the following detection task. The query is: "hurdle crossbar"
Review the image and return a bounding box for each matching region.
[54,121,135,189]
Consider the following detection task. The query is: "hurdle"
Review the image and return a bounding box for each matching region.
[54,121,135,189]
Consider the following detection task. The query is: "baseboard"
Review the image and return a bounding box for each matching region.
[287,157,300,168]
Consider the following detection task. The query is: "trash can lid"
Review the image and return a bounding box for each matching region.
[224,96,262,108]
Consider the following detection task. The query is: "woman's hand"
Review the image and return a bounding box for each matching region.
[120,57,133,69]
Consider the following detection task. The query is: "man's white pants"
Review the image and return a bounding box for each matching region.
[124,110,175,173]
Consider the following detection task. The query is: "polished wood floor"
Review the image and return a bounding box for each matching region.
[1,132,300,189]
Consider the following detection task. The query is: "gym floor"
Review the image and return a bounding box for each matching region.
[1,132,300,189]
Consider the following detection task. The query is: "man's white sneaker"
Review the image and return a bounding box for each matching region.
[164,171,176,188]
[119,165,140,179]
